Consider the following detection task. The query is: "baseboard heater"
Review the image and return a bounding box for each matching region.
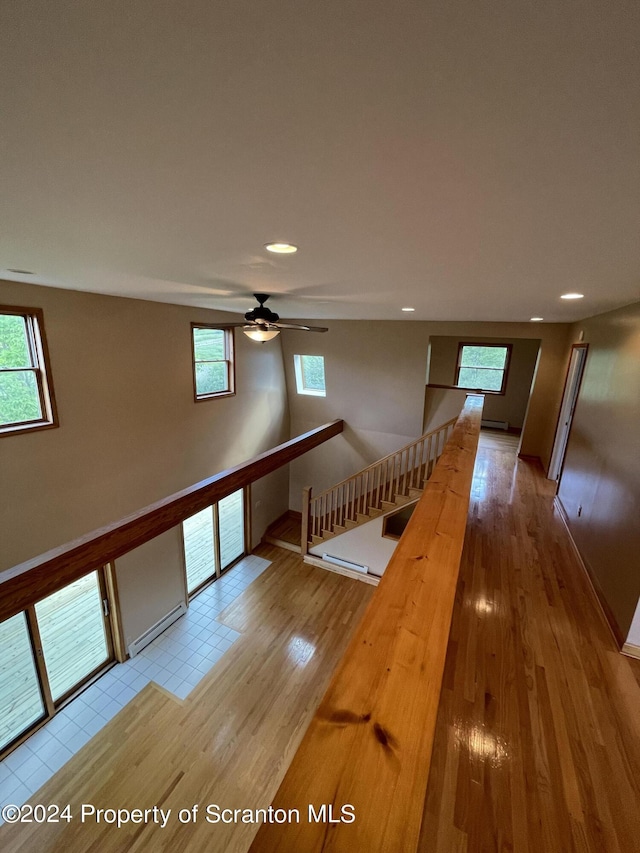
[481,419,509,431]
[322,553,369,574]
[128,601,187,657]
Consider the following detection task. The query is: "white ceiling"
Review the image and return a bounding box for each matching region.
[1,0,639,323]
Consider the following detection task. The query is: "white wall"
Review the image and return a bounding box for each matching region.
[115,527,187,648]
[309,514,398,578]
[627,601,640,648]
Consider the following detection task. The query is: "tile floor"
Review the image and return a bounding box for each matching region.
[0,554,270,821]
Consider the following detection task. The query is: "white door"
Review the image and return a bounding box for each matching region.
[548,345,588,482]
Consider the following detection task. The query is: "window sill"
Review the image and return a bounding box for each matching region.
[194,391,236,402]
[0,420,58,438]
[426,383,504,396]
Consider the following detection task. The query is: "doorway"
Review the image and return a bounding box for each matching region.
[0,569,114,756]
[548,343,589,483]
[182,487,247,596]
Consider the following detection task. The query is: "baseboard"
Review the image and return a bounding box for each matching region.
[554,496,624,649]
[303,554,379,586]
[128,601,187,657]
[621,643,640,661]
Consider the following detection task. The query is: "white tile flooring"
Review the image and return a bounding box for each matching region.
[0,554,270,822]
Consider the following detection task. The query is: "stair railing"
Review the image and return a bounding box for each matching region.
[301,416,458,553]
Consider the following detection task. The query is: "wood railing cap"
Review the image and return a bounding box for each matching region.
[250,395,484,853]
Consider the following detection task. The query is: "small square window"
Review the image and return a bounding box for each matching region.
[455,343,511,394]
[192,325,235,400]
[0,306,58,436]
[294,354,326,396]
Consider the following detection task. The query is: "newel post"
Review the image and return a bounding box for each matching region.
[301,486,312,555]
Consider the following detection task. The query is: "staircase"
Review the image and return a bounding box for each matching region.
[301,417,458,553]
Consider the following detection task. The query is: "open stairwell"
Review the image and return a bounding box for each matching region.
[301,417,458,554]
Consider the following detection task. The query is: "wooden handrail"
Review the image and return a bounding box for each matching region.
[249,395,484,853]
[311,416,458,502]
[0,419,344,622]
[305,416,458,543]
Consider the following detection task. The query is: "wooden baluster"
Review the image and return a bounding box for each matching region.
[412,443,418,489]
[301,487,312,555]
[406,446,411,490]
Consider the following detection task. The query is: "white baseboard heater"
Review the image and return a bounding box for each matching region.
[481,419,509,431]
[128,601,187,657]
[322,553,369,574]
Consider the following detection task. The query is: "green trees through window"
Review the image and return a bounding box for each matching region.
[0,308,57,434]
[455,344,511,393]
[192,325,234,399]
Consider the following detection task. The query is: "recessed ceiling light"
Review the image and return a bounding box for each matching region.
[265,242,298,254]
[560,292,584,300]
[7,268,35,275]
[401,307,415,312]
[530,317,544,322]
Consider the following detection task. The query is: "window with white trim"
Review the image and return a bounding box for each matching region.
[294,354,326,396]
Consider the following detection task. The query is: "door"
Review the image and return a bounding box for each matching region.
[182,488,246,595]
[0,569,114,756]
[548,344,588,483]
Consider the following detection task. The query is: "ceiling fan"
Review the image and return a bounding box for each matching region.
[212,293,328,342]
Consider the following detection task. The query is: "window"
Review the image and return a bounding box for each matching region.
[0,306,58,435]
[294,354,326,396]
[191,325,234,400]
[455,343,511,394]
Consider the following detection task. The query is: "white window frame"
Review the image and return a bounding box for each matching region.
[293,354,326,397]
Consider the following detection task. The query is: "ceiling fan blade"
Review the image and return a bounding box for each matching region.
[275,323,329,332]
[204,322,252,328]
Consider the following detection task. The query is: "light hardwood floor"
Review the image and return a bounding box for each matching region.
[3,438,639,853]
[420,436,640,852]
[0,547,373,853]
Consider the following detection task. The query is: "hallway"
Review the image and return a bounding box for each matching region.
[420,434,640,852]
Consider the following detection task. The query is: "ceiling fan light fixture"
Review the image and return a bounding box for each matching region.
[265,242,298,254]
[243,326,281,342]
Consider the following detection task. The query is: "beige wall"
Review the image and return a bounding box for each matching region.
[115,528,187,648]
[427,335,540,429]
[557,301,640,639]
[0,280,290,574]
[282,319,571,508]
